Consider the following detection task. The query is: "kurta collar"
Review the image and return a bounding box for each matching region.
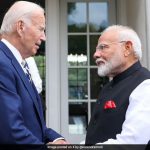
[112,61,142,85]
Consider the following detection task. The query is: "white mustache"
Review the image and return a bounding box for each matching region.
[95,58,106,65]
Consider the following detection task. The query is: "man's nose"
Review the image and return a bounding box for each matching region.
[93,50,101,59]
[41,32,46,41]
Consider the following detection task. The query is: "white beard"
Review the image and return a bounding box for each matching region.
[97,52,123,77]
[97,61,113,77]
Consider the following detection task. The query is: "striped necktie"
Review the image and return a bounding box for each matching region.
[21,60,32,82]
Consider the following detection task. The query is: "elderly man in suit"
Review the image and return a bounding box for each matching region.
[0,1,67,145]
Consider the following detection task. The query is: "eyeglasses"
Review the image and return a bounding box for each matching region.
[96,41,126,51]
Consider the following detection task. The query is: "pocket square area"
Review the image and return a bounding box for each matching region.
[104,100,116,109]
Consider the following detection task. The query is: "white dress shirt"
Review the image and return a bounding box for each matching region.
[1,39,23,67]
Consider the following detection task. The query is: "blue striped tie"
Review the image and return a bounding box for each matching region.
[22,60,32,82]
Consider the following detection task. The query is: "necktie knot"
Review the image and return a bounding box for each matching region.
[21,60,32,82]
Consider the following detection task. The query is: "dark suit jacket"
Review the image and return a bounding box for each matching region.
[0,41,62,144]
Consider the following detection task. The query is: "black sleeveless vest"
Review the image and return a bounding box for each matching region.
[85,61,150,145]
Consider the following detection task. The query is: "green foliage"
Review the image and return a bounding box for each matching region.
[34,55,45,79]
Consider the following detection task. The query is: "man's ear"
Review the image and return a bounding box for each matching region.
[124,41,132,57]
[16,20,24,36]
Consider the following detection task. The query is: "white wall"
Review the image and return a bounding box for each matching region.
[126,0,149,68]
[145,0,150,70]
[117,0,150,69]
[45,0,61,133]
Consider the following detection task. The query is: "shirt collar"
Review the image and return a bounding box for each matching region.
[1,38,23,66]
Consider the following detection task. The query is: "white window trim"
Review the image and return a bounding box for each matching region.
[45,0,61,133]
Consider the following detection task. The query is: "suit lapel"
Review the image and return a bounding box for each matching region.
[12,59,41,109]
[0,41,43,123]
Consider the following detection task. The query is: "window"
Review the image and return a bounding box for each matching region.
[60,0,116,143]
[67,1,109,135]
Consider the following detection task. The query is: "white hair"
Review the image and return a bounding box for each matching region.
[103,25,142,59]
[0,1,44,34]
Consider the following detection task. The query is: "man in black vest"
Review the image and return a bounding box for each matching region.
[85,25,150,145]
